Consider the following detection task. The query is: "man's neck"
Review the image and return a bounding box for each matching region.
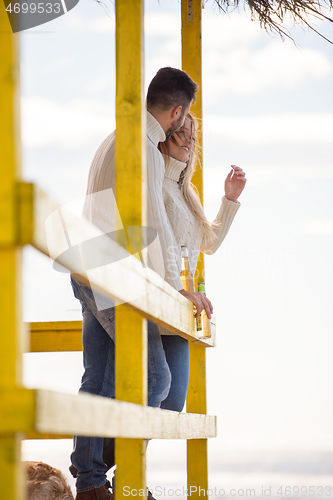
[147,108,168,133]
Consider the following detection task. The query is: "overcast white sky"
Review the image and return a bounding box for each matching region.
[20,0,333,482]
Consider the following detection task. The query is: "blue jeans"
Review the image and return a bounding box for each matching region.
[70,277,189,492]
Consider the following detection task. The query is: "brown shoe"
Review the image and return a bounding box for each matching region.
[76,483,113,500]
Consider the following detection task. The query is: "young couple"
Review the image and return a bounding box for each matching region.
[69,67,246,500]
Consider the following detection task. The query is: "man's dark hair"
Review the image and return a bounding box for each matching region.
[147,67,198,112]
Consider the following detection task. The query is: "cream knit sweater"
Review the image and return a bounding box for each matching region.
[159,156,240,335]
[80,111,240,325]
[82,111,183,291]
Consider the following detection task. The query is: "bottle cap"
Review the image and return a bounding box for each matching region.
[181,245,189,258]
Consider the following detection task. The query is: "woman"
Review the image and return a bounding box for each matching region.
[157,113,246,412]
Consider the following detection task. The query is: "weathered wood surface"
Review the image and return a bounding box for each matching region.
[21,183,215,346]
[35,389,217,440]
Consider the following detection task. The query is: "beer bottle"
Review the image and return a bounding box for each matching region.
[180,245,197,331]
[180,245,194,292]
[197,282,212,339]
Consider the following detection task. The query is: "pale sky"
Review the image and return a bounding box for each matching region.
[20,0,333,466]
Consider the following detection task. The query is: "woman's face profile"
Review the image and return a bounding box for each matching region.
[162,117,194,163]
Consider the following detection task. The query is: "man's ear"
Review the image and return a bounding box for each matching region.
[170,105,182,119]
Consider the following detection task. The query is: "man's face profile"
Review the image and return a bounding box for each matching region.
[165,103,191,139]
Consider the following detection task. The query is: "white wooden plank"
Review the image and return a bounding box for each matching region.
[30,184,216,347]
[35,390,217,439]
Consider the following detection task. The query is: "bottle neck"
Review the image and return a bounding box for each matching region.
[181,256,190,272]
[180,246,190,272]
[181,246,189,258]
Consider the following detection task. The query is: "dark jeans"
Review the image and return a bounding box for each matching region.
[70,277,189,492]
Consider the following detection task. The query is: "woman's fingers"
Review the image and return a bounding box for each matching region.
[197,292,213,318]
[194,305,201,318]
[204,296,214,316]
[231,165,246,177]
[202,296,213,318]
[178,290,214,319]
[193,295,203,317]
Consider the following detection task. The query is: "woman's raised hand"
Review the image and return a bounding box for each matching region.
[178,289,213,319]
[225,165,247,203]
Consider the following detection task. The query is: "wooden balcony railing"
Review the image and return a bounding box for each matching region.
[0,1,215,499]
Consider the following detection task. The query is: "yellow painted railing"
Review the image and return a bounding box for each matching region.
[0,0,215,499]
[182,2,210,494]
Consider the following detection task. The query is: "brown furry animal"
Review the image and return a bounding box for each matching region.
[25,461,74,500]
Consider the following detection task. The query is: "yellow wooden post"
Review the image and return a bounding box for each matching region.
[182,0,209,497]
[115,0,147,498]
[0,6,25,500]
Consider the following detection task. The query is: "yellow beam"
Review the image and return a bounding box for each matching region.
[115,0,147,497]
[0,2,24,498]
[26,318,214,353]
[0,436,25,500]
[115,309,147,405]
[0,5,21,249]
[181,0,204,285]
[16,181,34,245]
[186,343,208,495]
[187,439,208,497]
[0,388,35,434]
[25,432,72,440]
[27,321,83,352]
[182,1,209,497]
[181,0,203,205]
[0,0,22,391]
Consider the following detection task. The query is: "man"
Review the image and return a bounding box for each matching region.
[69,67,212,500]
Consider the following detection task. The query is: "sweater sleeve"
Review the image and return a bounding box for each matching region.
[147,145,183,291]
[200,196,240,255]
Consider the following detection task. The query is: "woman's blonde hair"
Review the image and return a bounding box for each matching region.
[162,113,218,243]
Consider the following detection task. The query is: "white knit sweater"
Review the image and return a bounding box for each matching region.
[81,111,183,291]
[159,156,240,335]
[79,111,240,327]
